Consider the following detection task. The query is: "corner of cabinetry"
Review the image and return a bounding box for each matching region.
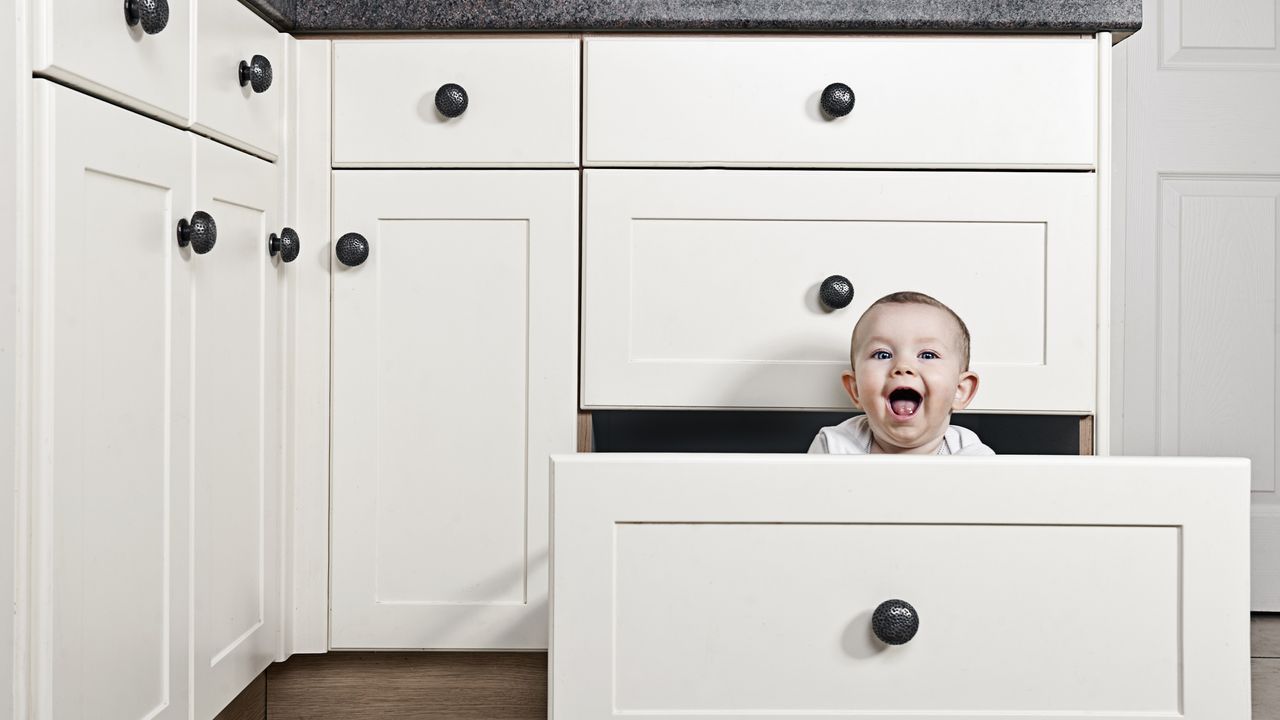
[282,35,333,657]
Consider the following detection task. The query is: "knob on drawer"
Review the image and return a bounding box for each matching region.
[239,55,273,94]
[176,211,217,254]
[336,233,369,267]
[871,599,919,645]
[435,83,469,118]
[269,227,300,263]
[123,0,169,34]
[820,82,855,118]
[819,275,854,310]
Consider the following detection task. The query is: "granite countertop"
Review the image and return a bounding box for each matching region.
[243,0,1141,34]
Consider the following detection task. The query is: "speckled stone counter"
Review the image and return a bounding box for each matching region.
[243,0,1142,34]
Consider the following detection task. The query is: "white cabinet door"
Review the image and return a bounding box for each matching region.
[330,171,578,649]
[551,454,1252,719]
[192,0,286,159]
[34,0,191,124]
[191,137,282,720]
[33,80,192,720]
[581,170,1097,412]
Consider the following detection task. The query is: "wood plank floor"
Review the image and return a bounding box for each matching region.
[215,615,1280,718]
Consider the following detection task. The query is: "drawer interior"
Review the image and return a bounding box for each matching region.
[590,411,1085,455]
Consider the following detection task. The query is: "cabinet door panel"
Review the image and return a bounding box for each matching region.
[34,0,190,123]
[581,170,1097,412]
[330,171,578,649]
[35,81,191,720]
[192,138,282,720]
[193,0,286,159]
[551,455,1252,719]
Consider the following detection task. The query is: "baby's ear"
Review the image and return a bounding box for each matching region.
[841,370,862,409]
[952,370,979,410]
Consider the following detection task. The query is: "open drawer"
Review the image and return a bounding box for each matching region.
[550,455,1251,719]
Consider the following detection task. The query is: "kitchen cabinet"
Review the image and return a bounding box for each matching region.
[33,78,194,720]
[328,170,578,649]
[551,454,1252,718]
[584,36,1097,169]
[35,0,192,124]
[581,169,1097,411]
[191,136,284,720]
[192,0,288,159]
[35,0,286,158]
[32,79,287,719]
[332,38,580,167]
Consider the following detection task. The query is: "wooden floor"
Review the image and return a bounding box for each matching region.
[214,615,1280,719]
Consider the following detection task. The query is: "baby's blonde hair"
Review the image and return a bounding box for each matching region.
[850,291,971,371]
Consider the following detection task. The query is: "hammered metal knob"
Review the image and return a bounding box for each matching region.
[335,233,369,267]
[124,0,169,34]
[269,227,300,263]
[820,82,855,118]
[435,83,468,118]
[819,275,853,310]
[177,211,217,254]
[239,55,273,93]
[871,599,919,645]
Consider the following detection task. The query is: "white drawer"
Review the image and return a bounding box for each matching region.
[192,0,286,159]
[551,455,1252,719]
[581,170,1096,413]
[35,0,192,124]
[584,36,1097,168]
[333,39,580,167]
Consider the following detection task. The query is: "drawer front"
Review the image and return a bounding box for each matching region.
[193,0,286,159]
[584,37,1096,168]
[333,39,580,167]
[581,170,1096,412]
[551,455,1252,719]
[35,0,191,123]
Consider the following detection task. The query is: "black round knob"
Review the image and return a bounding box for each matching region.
[434,83,468,118]
[819,275,854,310]
[335,233,369,267]
[239,55,273,94]
[177,211,217,255]
[871,599,919,645]
[269,227,300,263]
[124,0,169,34]
[820,82,855,118]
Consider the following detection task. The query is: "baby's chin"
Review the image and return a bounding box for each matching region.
[864,413,949,453]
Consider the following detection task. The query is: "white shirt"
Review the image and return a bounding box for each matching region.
[808,415,995,455]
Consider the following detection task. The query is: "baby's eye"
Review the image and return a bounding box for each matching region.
[919,351,939,360]
[871,350,892,360]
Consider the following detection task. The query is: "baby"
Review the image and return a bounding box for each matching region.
[809,291,994,455]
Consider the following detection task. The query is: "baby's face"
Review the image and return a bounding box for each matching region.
[843,303,979,453]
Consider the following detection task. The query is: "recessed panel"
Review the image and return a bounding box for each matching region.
[374,219,529,604]
[1161,0,1280,68]
[629,219,1046,365]
[58,169,172,719]
[614,523,1180,714]
[196,196,268,659]
[1159,176,1280,493]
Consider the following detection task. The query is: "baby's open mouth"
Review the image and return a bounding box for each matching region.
[888,387,923,418]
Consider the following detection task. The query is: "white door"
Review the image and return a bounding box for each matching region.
[329,170,578,649]
[191,137,282,719]
[1115,1,1280,608]
[581,170,1097,412]
[552,454,1252,719]
[33,80,192,719]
